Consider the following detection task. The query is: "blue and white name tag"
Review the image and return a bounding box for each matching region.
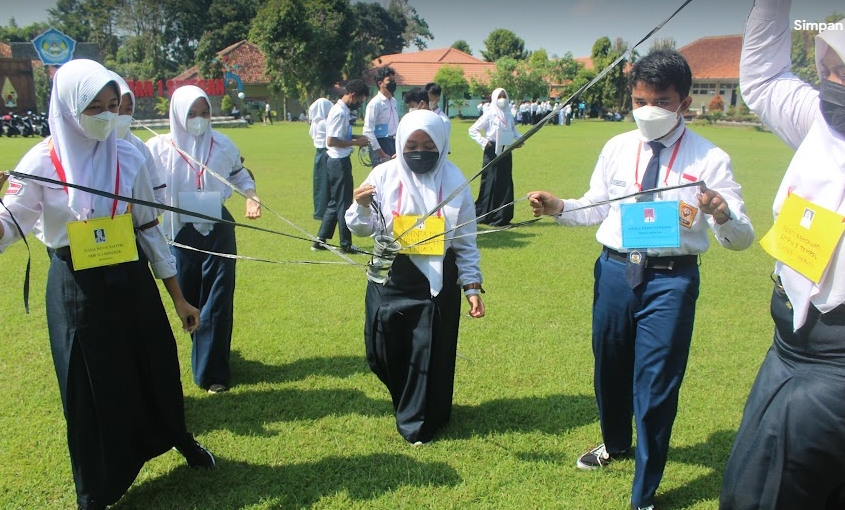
[374,123,389,138]
[620,201,681,249]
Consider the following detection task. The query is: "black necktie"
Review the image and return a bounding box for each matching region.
[625,141,664,289]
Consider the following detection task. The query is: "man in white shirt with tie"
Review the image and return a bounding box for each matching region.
[528,50,754,510]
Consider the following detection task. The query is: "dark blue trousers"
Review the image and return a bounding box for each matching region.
[312,147,329,220]
[317,155,353,248]
[171,207,237,389]
[592,251,700,508]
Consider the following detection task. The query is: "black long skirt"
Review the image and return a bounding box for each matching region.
[46,248,190,509]
[364,250,461,444]
[720,287,845,510]
[475,144,514,226]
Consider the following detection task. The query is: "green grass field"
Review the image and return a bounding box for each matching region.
[0,118,793,509]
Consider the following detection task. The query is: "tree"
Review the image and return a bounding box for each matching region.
[481,28,527,62]
[48,0,91,44]
[588,36,631,112]
[0,18,51,42]
[452,39,472,56]
[343,2,405,80]
[195,0,259,77]
[251,0,353,104]
[388,0,433,51]
[648,37,676,52]
[432,65,468,116]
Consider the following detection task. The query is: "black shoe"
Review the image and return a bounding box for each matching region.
[176,433,216,469]
[207,383,228,394]
[311,239,327,251]
[340,244,364,254]
[576,443,629,470]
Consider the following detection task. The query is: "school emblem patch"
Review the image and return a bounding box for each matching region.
[679,201,698,229]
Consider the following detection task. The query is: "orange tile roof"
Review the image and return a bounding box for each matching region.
[678,35,742,80]
[574,56,594,71]
[173,40,267,84]
[369,47,497,85]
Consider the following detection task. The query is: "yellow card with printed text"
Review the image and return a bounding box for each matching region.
[393,215,446,255]
[759,193,845,283]
[66,214,139,271]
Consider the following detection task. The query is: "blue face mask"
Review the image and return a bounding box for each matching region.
[403,150,439,174]
[820,80,845,135]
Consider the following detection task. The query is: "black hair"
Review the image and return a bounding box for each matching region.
[345,79,369,98]
[628,49,692,98]
[403,87,428,106]
[424,82,441,96]
[374,66,395,85]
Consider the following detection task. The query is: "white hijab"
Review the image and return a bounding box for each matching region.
[169,85,214,178]
[393,110,463,296]
[308,98,333,140]
[776,21,845,330]
[489,87,514,127]
[48,59,134,220]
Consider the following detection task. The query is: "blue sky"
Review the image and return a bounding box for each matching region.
[7,0,843,58]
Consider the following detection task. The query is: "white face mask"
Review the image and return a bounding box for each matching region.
[115,114,133,138]
[187,117,210,137]
[632,104,682,140]
[79,111,117,142]
[496,98,508,109]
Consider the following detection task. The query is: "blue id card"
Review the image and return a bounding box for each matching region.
[374,123,389,137]
[620,201,681,249]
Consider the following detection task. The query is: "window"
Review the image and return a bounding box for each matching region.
[692,82,717,95]
[719,82,737,96]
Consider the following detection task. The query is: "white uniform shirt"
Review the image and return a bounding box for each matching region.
[310,118,327,149]
[741,0,845,328]
[363,91,398,150]
[344,163,482,290]
[555,120,754,257]
[324,100,354,159]
[468,108,521,150]
[146,132,256,240]
[124,132,166,209]
[0,140,177,279]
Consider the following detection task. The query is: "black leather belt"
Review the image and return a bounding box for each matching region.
[51,246,72,258]
[603,247,698,270]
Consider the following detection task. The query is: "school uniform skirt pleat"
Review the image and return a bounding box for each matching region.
[46,248,188,508]
[364,250,461,443]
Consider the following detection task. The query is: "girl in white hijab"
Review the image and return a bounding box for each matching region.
[468,87,521,226]
[0,59,209,510]
[721,3,845,508]
[146,85,260,394]
[309,97,333,219]
[108,70,167,211]
[346,110,484,445]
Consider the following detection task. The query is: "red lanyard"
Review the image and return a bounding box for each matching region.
[634,129,685,191]
[49,139,121,218]
[393,180,442,218]
[173,137,214,190]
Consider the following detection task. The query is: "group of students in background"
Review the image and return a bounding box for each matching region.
[1,0,843,506]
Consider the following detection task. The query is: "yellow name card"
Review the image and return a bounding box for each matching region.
[393,215,446,255]
[759,193,845,283]
[66,214,139,271]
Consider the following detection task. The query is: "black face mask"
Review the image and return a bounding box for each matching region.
[820,79,845,135]
[385,81,397,94]
[403,150,439,174]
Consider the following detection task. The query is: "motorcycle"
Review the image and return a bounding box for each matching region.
[2,114,20,137]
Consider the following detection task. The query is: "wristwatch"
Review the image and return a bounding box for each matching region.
[463,282,484,296]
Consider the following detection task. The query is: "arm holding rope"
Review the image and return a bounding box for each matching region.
[452,186,485,318]
[346,180,378,238]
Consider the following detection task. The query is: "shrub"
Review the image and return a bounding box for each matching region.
[708,94,725,113]
[154,96,169,118]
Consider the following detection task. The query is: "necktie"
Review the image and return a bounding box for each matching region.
[626,141,664,289]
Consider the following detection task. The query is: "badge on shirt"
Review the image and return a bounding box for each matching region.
[374,123,389,138]
[392,215,446,255]
[620,200,681,249]
[679,201,698,229]
[759,193,845,283]
[66,213,138,271]
[178,191,223,224]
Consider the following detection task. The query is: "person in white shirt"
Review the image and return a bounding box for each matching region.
[363,65,399,166]
[312,79,370,253]
[720,2,845,509]
[468,87,521,226]
[109,72,166,213]
[528,50,754,510]
[345,110,484,445]
[264,101,272,125]
[425,81,451,126]
[146,85,261,395]
[308,98,333,220]
[0,59,210,510]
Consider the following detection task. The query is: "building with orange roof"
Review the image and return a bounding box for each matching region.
[678,34,742,113]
